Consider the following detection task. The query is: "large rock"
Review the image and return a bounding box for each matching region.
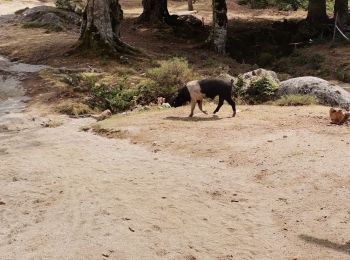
[278,77,350,107]
[19,6,81,31]
[239,69,280,85]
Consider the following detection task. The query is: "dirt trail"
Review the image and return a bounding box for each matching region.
[1,104,350,259]
[0,117,288,260]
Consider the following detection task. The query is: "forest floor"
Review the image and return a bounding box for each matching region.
[1,0,350,259]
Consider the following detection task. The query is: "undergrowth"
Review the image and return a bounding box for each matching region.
[58,57,195,113]
[273,94,319,106]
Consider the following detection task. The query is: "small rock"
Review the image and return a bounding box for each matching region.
[120,56,129,64]
[12,177,18,182]
[128,227,135,232]
[162,102,171,108]
[0,201,5,205]
[91,109,112,121]
[80,126,90,132]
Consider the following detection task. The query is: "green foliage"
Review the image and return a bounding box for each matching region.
[134,57,194,104]
[61,73,81,88]
[135,79,159,104]
[273,95,318,106]
[234,75,246,97]
[58,58,193,114]
[22,21,64,32]
[89,80,138,112]
[60,73,137,113]
[145,57,194,99]
[245,76,279,103]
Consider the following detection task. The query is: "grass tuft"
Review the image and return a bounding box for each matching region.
[273,95,318,106]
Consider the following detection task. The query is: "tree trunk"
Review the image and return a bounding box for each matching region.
[207,0,227,54]
[188,0,194,11]
[307,0,328,25]
[334,0,349,29]
[137,0,170,24]
[78,0,135,55]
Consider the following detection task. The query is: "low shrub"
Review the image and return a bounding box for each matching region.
[273,94,318,106]
[57,58,194,113]
[233,75,246,97]
[135,79,159,105]
[145,57,194,100]
[89,80,138,112]
[245,76,279,104]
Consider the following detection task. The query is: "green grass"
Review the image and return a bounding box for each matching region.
[273,95,318,106]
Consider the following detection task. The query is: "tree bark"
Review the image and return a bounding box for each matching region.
[207,0,227,54]
[137,0,170,24]
[188,0,194,11]
[78,0,135,55]
[334,0,349,29]
[307,0,328,25]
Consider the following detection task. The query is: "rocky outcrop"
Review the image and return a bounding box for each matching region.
[221,68,280,92]
[18,6,81,31]
[278,77,350,107]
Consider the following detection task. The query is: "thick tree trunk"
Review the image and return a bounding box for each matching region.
[137,0,170,24]
[307,0,328,25]
[78,0,135,55]
[334,0,349,29]
[207,0,227,54]
[188,0,194,11]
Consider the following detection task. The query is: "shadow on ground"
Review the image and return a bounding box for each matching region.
[299,234,350,255]
[164,115,222,122]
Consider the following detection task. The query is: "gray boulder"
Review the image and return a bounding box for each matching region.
[20,6,81,31]
[221,68,280,92]
[278,77,350,107]
[239,68,280,85]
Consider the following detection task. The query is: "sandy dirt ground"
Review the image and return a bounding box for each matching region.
[1,103,350,259]
[1,0,350,259]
